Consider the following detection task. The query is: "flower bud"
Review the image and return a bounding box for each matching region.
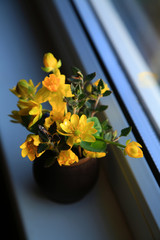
[86,84,92,93]
[16,79,31,98]
[43,53,58,72]
[10,79,40,99]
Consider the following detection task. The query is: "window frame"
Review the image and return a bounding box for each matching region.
[50,0,160,238]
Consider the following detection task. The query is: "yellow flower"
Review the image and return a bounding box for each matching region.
[124,140,143,158]
[43,53,61,73]
[9,110,22,123]
[43,74,60,92]
[83,150,106,158]
[94,79,110,96]
[44,101,67,129]
[57,149,79,166]
[59,114,97,146]
[35,74,73,104]
[18,99,42,128]
[10,79,40,99]
[20,135,42,161]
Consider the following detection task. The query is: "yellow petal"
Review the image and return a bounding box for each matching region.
[35,86,51,103]
[79,114,87,124]
[28,153,36,161]
[125,141,143,158]
[33,135,41,146]
[21,148,28,158]
[71,114,79,129]
[82,134,96,142]
[60,119,72,133]
[20,142,27,149]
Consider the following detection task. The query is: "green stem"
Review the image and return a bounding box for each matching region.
[42,109,50,113]
[104,139,126,149]
[91,96,100,117]
[78,145,82,158]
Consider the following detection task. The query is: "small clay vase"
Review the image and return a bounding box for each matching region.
[33,151,99,203]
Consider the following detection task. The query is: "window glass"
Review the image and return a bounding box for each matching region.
[111,0,160,133]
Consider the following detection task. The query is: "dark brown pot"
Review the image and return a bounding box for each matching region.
[33,151,99,203]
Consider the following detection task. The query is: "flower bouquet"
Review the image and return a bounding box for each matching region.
[9,53,143,202]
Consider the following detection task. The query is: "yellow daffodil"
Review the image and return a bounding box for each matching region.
[43,52,61,73]
[20,134,43,161]
[10,79,40,99]
[57,149,79,166]
[83,150,106,158]
[18,99,42,128]
[124,140,143,158]
[35,73,73,104]
[94,79,110,96]
[59,114,97,146]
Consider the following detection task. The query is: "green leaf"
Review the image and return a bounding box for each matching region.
[120,127,132,137]
[21,115,31,128]
[41,67,52,73]
[58,136,70,151]
[103,90,112,97]
[84,72,96,82]
[95,105,108,112]
[52,134,60,142]
[101,120,112,131]
[87,117,102,136]
[80,139,106,152]
[98,79,104,91]
[78,100,86,109]
[37,143,48,153]
[85,100,95,109]
[48,122,57,135]
[29,114,47,134]
[60,143,70,151]
[38,125,50,142]
[57,59,62,68]
[72,67,83,78]
[104,132,112,141]
[67,77,81,84]
[44,153,58,168]
[112,130,118,140]
[40,150,58,168]
[78,93,86,101]
[70,83,75,93]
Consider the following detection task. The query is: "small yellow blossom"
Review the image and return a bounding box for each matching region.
[57,149,79,166]
[43,53,61,73]
[18,99,42,128]
[94,79,110,96]
[43,74,60,92]
[59,114,97,146]
[124,140,143,158]
[43,53,57,69]
[20,135,42,161]
[44,101,67,129]
[35,74,73,104]
[10,79,40,99]
[83,150,106,158]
